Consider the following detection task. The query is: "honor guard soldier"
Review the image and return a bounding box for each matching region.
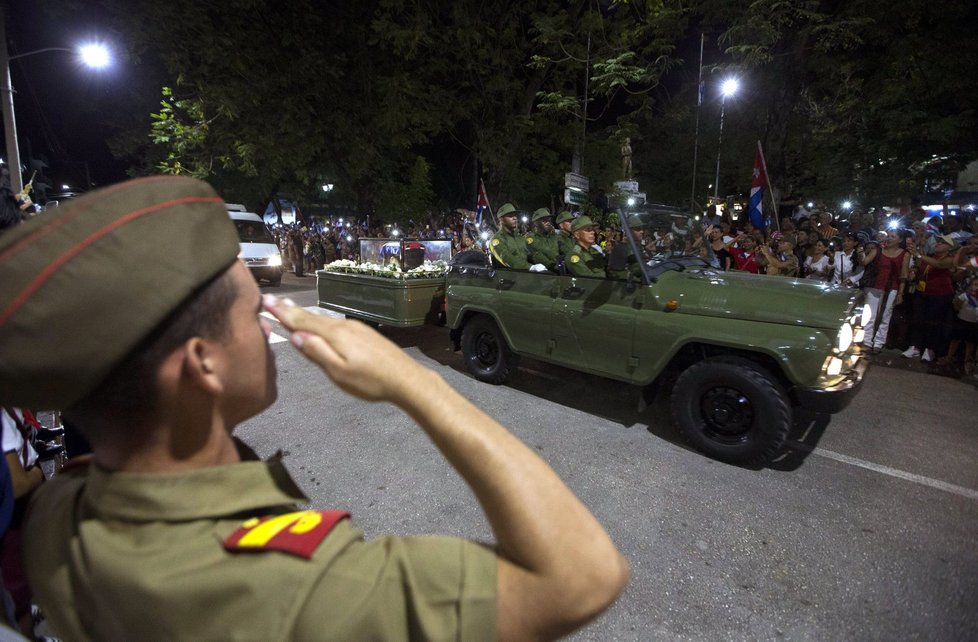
[566,215,608,278]
[0,177,627,641]
[525,208,559,272]
[489,202,530,269]
[555,210,577,258]
[608,215,647,280]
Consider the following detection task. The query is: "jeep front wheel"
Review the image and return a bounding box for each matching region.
[671,356,791,465]
[460,315,520,384]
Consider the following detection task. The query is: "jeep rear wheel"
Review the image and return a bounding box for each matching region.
[671,356,791,465]
[460,315,519,384]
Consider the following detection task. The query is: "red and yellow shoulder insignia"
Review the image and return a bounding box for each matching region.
[569,254,580,263]
[526,236,534,244]
[224,510,350,559]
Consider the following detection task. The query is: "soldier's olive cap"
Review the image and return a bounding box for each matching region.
[532,208,551,222]
[0,176,240,408]
[571,216,598,232]
[556,211,575,225]
[626,215,645,229]
[497,203,517,217]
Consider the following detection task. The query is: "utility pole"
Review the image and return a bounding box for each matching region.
[689,33,704,217]
[0,6,23,194]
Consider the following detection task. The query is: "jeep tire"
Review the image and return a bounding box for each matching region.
[671,355,791,465]
[461,315,520,384]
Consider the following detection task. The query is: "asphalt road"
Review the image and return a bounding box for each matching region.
[238,272,978,641]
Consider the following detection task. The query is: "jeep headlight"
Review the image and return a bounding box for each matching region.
[268,254,283,267]
[836,323,853,352]
[826,357,844,376]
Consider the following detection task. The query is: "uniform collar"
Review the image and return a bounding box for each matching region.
[82,439,308,522]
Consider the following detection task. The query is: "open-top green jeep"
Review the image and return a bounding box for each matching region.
[446,211,869,465]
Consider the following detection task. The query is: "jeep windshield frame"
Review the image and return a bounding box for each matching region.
[615,208,710,284]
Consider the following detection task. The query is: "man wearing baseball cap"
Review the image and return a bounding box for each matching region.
[488,202,530,269]
[525,207,559,271]
[0,177,627,640]
[566,215,607,278]
[608,215,647,280]
[555,210,577,258]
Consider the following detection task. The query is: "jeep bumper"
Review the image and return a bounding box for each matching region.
[793,358,869,415]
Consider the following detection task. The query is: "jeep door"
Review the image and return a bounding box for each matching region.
[490,268,560,358]
[549,274,640,380]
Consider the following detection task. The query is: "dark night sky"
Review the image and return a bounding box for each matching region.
[3,0,154,196]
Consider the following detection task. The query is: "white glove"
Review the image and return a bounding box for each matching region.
[529,263,548,273]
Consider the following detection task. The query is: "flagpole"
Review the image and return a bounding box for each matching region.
[757,141,780,232]
[689,32,704,217]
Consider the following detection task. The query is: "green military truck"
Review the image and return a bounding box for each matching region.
[445,211,869,466]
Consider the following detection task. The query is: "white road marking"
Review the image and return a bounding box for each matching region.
[264,305,338,345]
[791,443,978,501]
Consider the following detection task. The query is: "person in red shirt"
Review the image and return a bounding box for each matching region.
[728,234,760,273]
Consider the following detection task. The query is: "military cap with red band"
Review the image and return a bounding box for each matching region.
[0,176,240,408]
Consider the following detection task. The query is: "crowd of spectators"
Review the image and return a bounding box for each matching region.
[274,204,978,379]
[592,205,978,377]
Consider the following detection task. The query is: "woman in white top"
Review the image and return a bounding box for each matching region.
[830,232,863,287]
[804,238,832,281]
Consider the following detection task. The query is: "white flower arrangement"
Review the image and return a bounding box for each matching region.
[323,259,448,279]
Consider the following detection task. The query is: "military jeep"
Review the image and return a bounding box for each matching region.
[446,211,868,465]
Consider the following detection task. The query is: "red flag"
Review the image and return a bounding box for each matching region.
[476,179,489,226]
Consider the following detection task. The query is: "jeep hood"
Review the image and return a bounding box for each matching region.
[652,267,857,330]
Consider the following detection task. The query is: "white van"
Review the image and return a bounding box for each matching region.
[226,204,283,286]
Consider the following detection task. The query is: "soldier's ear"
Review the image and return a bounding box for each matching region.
[182,337,224,395]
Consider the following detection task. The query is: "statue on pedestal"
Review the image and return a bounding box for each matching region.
[621,137,633,180]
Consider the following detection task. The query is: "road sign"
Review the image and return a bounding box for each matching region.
[564,188,588,206]
[564,172,589,192]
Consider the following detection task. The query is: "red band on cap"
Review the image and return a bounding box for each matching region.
[0,176,181,267]
[0,195,224,329]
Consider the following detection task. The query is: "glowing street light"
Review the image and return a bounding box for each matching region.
[78,43,111,69]
[713,77,740,205]
[842,200,853,210]
[0,26,113,194]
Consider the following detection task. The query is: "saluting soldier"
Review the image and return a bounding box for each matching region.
[489,202,530,269]
[608,215,647,280]
[555,210,577,258]
[525,208,559,271]
[567,215,608,278]
[0,177,627,641]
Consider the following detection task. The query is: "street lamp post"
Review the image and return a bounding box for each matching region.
[0,8,109,195]
[712,78,740,209]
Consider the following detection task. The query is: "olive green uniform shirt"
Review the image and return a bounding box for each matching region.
[556,231,576,258]
[566,244,608,278]
[489,228,530,269]
[524,231,559,271]
[23,442,496,641]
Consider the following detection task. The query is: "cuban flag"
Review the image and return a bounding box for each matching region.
[475,179,489,227]
[748,142,768,229]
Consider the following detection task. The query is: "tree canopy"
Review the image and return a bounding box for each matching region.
[92,0,978,216]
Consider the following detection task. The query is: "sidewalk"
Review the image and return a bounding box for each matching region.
[868,347,978,387]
